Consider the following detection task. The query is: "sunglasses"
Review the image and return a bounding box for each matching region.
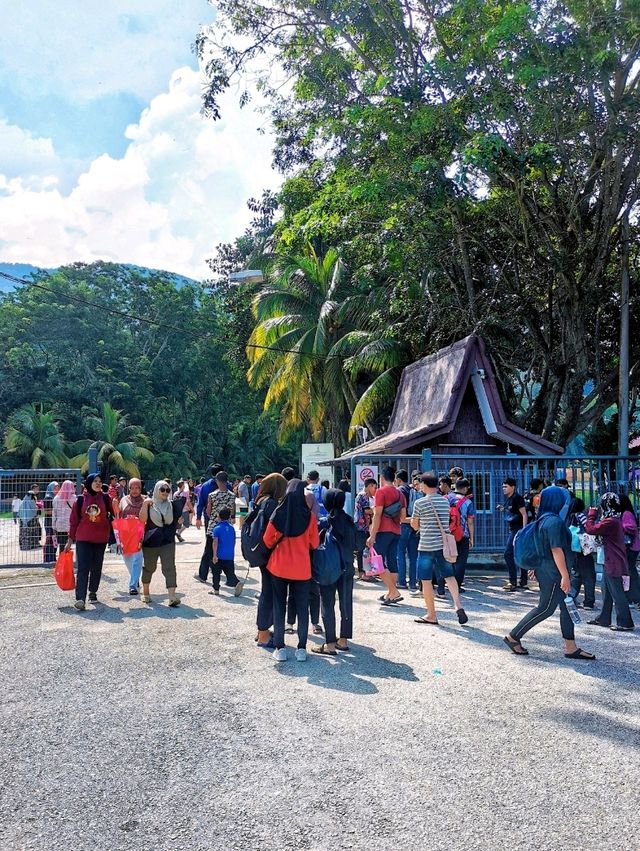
[158,487,170,494]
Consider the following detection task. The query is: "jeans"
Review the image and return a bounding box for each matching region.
[319,571,354,643]
[375,531,399,573]
[626,549,640,604]
[198,536,214,581]
[211,558,239,591]
[510,575,575,642]
[123,550,143,590]
[288,579,320,625]
[257,566,274,631]
[438,536,470,594]
[75,541,107,602]
[596,574,634,628]
[570,552,596,608]
[505,530,528,587]
[397,524,418,587]
[272,575,310,649]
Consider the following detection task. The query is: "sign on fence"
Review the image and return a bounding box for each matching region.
[355,464,379,486]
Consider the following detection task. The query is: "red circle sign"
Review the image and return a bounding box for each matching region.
[359,467,375,481]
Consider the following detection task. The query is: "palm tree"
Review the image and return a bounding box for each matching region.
[247,244,410,449]
[69,402,153,477]
[4,403,69,468]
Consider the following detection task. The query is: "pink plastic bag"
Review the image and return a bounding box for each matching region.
[365,546,385,576]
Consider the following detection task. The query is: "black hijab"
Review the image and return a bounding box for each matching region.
[324,488,356,552]
[270,479,311,538]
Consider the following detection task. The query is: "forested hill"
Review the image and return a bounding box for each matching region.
[0,261,298,479]
[0,262,195,292]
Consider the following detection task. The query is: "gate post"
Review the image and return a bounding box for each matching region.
[88,447,98,475]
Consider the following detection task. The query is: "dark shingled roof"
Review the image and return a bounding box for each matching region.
[341,335,563,458]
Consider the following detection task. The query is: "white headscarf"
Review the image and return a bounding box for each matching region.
[149,481,174,527]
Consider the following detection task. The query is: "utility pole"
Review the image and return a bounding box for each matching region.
[618,213,630,490]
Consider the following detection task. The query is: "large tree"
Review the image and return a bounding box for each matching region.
[200,0,640,447]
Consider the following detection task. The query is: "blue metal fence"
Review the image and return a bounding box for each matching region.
[347,454,638,553]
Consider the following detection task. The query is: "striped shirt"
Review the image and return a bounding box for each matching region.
[412,494,451,552]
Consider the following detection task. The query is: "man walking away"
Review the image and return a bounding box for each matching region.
[411,473,468,626]
[367,467,406,605]
[306,471,327,519]
[395,470,419,591]
[499,477,528,591]
[196,464,223,530]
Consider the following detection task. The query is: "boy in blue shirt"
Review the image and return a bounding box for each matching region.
[208,508,244,596]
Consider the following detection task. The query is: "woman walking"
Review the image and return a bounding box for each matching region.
[42,481,60,564]
[253,473,287,649]
[504,486,595,659]
[139,481,185,606]
[52,480,77,556]
[118,477,145,595]
[619,494,640,606]
[585,493,635,631]
[67,474,113,611]
[313,489,357,656]
[263,479,320,662]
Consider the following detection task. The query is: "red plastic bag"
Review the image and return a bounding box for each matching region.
[54,550,75,591]
[112,517,145,555]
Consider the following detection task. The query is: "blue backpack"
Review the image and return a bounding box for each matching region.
[307,483,328,518]
[513,514,553,569]
[312,525,343,585]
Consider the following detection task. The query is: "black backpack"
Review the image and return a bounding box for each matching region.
[241,498,273,566]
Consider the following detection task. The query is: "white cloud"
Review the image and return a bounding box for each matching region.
[0,67,279,279]
[0,0,212,102]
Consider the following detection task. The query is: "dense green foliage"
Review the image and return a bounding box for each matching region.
[0,263,299,477]
[202,0,640,449]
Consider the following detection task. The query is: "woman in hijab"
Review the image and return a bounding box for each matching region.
[67,474,113,610]
[618,494,640,606]
[42,481,60,563]
[254,473,288,649]
[263,479,320,662]
[504,486,595,659]
[139,481,185,606]
[585,493,634,631]
[52,480,77,556]
[313,488,357,656]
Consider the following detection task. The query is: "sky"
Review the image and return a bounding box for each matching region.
[0,1,279,280]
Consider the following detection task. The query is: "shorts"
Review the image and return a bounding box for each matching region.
[374,531,399,574]
[417,550,454,582]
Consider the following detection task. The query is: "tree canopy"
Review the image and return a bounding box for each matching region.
[202,0,640,449]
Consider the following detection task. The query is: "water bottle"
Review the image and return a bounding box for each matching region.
[564,595,581,624]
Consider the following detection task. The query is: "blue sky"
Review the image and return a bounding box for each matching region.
[0,1,278,278]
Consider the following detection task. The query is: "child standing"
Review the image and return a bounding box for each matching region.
[208,508,244,597]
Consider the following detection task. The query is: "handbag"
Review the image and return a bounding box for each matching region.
[579,533,597,555]
[428,499,458,563]
[365,546,385,575]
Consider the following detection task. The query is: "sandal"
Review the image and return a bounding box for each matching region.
[610,625,634,631]
[335,643,350,652]
[587,619,609,627]
[503,635,529,655]
[311,644,337,656]
[284,626,295,634]
[564,648,596,659]
[414,616,439,625]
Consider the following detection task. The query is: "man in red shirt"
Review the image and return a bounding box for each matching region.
[367,466,407,605]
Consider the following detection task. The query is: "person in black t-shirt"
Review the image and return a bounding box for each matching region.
[498,478,529,591]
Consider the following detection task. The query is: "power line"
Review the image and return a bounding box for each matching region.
[0,269,339,361]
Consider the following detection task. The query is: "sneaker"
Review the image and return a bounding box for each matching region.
[234,581,244,597]
[208,589,220,596]
[504,584,518,592]
[284,626,295,634]
[168,598,181,607]
[436,591,446,599]
[74,599,85,611]
[295,648,307,662]
[193,574,206,583]
[129,588,138,596]
[88,592,98,603]
[313,624,324,635]
[397,584,408,590]
[273,647,288,662]
[409,585,418,591]
[457,608,469,625]
[140,594,151,603]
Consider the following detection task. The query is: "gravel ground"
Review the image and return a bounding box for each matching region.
[1,526,639,851]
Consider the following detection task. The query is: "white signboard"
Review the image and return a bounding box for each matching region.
[300,443,335,482]
[355,464,379,487]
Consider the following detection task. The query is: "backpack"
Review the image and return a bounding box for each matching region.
[311,525,343,585]
[513,514,553,569]
[449,496,469,543]
[308,483,327,518]
[408,487,420,515]
[18,496,37,522]
[240,499,273,566]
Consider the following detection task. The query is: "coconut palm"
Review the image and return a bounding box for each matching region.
[69,402,153,477]
[4,403,69,468]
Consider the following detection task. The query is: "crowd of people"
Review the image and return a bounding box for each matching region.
[10,461,640,662]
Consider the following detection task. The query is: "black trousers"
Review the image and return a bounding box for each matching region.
[75,541,107,602]
[597,574,634,629]
[272,575,310,649]
[355,529,368,573]
[626,548,640,604]
[319,571,354,644]
[510,575,575,642]
[211,558,239,590]
[257,566,274,631]
[287,578,320,625]
[198,536,214,581]
[570,552,596,608]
